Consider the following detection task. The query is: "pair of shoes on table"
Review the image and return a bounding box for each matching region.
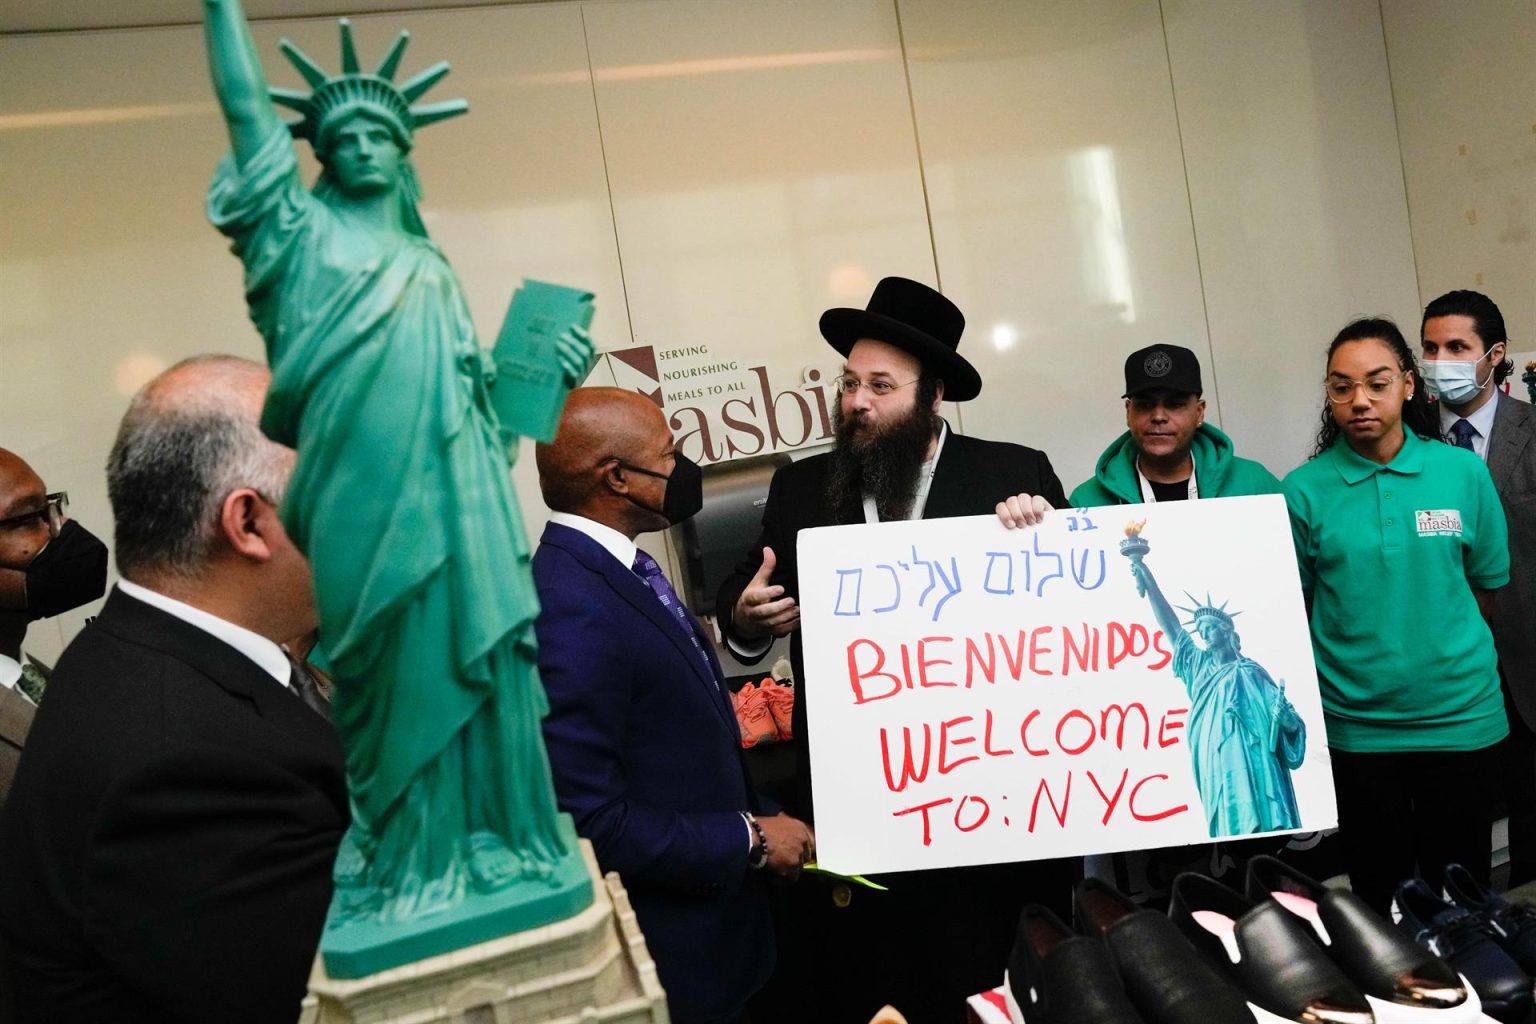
[1185,855,1483,1023]
[1171,871,1375,1023]
[1393,870,1534,1023]
[1005,903,1147,1023]
[1010,864,1488,1024]
[1010,862,1490,1024]
[730,678,793,748]
[1008,878,1257,1024]
[1443,863,1536,976]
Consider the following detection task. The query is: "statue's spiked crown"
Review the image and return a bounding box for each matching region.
[270,19,467,152]
[1177,592,1240,631]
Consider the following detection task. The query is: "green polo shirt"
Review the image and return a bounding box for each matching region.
[1282,431,1509,753]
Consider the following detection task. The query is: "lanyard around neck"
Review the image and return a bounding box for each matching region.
[1136,460,1198,502]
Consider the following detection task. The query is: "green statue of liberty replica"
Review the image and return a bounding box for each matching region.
[1122,522,1306,837]
[202,0,595,977]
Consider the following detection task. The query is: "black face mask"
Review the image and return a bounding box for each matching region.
[619,453,704,525]
[25,520,109,620]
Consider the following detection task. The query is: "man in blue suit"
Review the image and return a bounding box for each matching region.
[533,387,814,1024]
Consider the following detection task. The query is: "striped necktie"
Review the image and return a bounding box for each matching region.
[632,549,718,687]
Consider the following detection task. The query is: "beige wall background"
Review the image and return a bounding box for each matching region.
[3,0,1533,665]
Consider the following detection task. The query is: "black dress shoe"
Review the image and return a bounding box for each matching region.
[1442,863,1536,976]
[1168,872,1374,1023]
[1074,877,1255,1024]
[1393,878,1533,1024]
[1245,855,1477,1018]
[1008,903,1145,1024]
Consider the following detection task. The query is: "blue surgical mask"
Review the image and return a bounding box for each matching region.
[1421,353,1493,406]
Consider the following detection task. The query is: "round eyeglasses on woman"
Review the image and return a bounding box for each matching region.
[1324,374,1404,404]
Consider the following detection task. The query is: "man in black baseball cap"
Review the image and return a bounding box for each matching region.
[1069,343,1280,506]
[716,276,1069,1023]
[995,344,1279,530]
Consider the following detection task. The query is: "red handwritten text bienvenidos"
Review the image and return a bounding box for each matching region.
[846,623,1173,705]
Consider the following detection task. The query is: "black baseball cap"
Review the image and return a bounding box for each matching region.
[1123,344,1202,398]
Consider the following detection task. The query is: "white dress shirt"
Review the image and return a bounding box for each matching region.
[0,653,23,696]
[547,512,638,569]
[1438,389,1499,461]
[116,579,291,689]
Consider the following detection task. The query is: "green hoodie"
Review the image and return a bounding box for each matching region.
[1068,423,1281,506]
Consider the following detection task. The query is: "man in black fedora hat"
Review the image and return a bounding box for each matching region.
[717,276,1068,1023]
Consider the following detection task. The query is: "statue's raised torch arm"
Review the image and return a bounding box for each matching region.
[204,0,282,166]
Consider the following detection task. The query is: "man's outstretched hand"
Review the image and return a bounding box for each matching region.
[731,547,800,640]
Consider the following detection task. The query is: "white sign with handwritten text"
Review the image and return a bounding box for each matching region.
[798,494,1337,875]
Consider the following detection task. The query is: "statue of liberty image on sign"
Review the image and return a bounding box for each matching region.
[203,1,597,977]
[1121,520,1306,836]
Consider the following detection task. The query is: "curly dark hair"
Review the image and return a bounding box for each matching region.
[1311,317,1441,458]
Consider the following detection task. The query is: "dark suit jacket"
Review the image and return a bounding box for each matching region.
[716,429,1067,821]
[0,588,348,1024]
[533,523,772,1023]
[1490,393,1536,727]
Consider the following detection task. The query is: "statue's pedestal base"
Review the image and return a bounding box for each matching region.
[323,815,595,978]
[303,841,669,1024]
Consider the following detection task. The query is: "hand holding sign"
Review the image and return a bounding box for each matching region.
[995,492,1054,529]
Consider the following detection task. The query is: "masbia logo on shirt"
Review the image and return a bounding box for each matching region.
[1415,509,1464,537]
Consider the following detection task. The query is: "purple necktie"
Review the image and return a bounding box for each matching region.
[632,549,718,687]
[1450,418,1477,452]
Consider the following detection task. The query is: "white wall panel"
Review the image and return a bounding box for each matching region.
[1381,0,1536,345]
[1162,0,1422,473]
[899,0,1210,494]
[4,0,1525,666]
[582,0,935,465]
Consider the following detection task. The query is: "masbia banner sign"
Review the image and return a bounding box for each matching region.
[598,343,841,464]
[796,494,1338,876]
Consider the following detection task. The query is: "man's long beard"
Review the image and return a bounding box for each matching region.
[825,400,940,522]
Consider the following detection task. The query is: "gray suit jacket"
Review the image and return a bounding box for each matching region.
[0,684,32,810]
[1490,393,1536,727]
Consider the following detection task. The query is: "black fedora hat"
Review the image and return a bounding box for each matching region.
[819,277,982,402]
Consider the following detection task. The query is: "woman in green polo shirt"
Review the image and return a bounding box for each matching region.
[1283,317,1510,916]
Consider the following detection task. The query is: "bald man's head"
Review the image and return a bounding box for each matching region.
[537,388,670,518]
[0,449,42,500]
[0,448,49,586]
[134,355,271,423]
[107,355,292,581]
[0,449,46,638]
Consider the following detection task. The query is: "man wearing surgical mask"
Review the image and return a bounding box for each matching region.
[531,388,812,1024]
[0,448,109,705]
[1420,289,1536,883]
